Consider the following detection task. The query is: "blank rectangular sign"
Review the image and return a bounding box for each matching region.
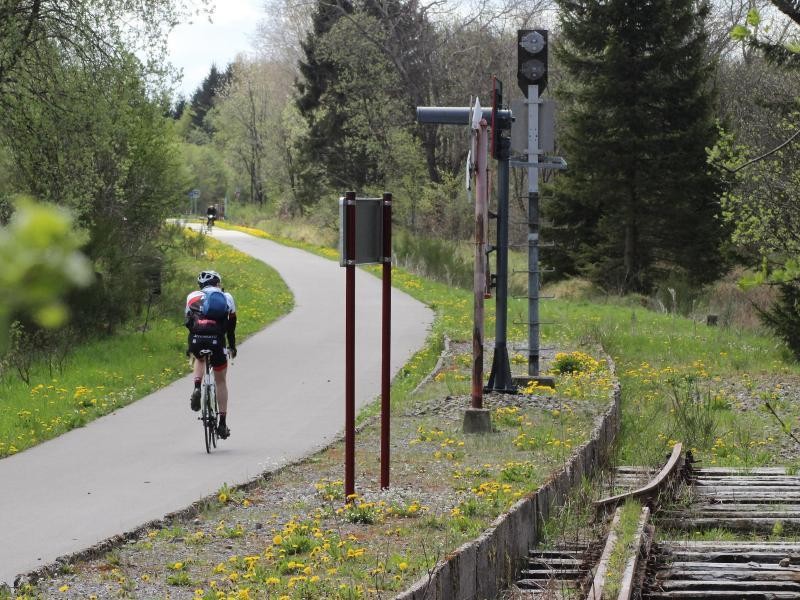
[339,197,384,266]
[510,98,555,155]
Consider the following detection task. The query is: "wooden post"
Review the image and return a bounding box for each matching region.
[473,119,489,409]
[344,191,356,499]
[380,192,392,489]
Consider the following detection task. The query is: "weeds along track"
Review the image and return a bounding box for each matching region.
[507,447,800,599]
[508,445,685,599]
[643,464,800,600]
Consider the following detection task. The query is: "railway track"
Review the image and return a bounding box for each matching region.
[509,448,800,599]
[508,445,683,599]
[514,543,596,597]
[643,465,800,600]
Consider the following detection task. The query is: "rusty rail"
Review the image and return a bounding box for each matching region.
[594,443,684,512]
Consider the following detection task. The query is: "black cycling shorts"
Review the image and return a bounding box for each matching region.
[188,334,227,370]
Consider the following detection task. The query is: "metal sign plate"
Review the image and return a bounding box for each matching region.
[339,197,384,266]
[510,98,556,154]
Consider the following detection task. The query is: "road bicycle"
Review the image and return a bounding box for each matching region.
[197,348,219,453]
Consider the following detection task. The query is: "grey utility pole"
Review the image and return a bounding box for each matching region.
[513,29,566,382]
[527,83,542,376]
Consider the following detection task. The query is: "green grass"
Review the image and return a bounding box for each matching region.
[19,217,786,598]
[15,221,621,599]
[222,216,800,470]
[0,233,292,457]
[526,298,797,467]
[604,499,644,598]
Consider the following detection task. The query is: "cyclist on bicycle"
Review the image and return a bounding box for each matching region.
[185,270,237,439]
[206,204,218,228]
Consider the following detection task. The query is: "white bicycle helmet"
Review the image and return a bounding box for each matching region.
[197,270,221,288]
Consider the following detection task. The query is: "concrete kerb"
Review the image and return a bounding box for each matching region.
[509,496,534,560]
[453,540,478,599]
[394,356,622,600]
[475,530,498,599]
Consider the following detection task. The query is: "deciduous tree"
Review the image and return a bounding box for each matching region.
[211,59,296,208]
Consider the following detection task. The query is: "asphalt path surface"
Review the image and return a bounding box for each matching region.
[0,227,433,586]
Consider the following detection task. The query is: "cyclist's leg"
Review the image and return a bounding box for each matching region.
[210,344,230,437]
[192,355,205,380]
[188,334,206,411]
[213,365,228,413]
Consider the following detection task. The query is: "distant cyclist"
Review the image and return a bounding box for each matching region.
[185,270,237,439]
[206,204,218,228]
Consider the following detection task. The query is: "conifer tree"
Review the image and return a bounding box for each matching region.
[189,64,233,135]
[549,0,725,293]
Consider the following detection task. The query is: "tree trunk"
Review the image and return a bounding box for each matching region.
[421,126,440,183]
[624,219,637,292]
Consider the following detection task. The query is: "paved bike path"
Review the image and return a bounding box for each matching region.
[0,228,434,586]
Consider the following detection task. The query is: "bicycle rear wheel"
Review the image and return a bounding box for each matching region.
[202,384,216,453]
[208,384,217,449]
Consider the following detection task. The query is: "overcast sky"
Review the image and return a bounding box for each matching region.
[167,0,264,98]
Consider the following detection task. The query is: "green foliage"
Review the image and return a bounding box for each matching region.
[712,118,800,263]
[179,142,234,209]
[3,55,186,337]
[393,230,473,289]
[758,282,800,359]
[730,24,750,41]
[296,10,410,200]
[712,108,800,356]
[341,498,383,525]
[499,461,538,483]
[0,1,201,94]
[188,64,233,137]
[746,8,762,27]
[209,59,296,209]
[551,351,599,375]
[605,500,644,598]
[0,199,91,349]
[315,479,345,501]
[550,0,725,294]
[166,571,192,586]
[4,321,75,385]
[292,0,488,214]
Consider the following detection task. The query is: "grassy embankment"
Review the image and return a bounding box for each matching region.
[40,220,785,599]
[9,220,800,599]
[0,231,292,458]
[220,218,799,469]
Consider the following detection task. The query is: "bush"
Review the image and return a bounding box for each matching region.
[759,282,800,360]
[3,321,76,384]
[551,351,601,375]
[543,278,601,301]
